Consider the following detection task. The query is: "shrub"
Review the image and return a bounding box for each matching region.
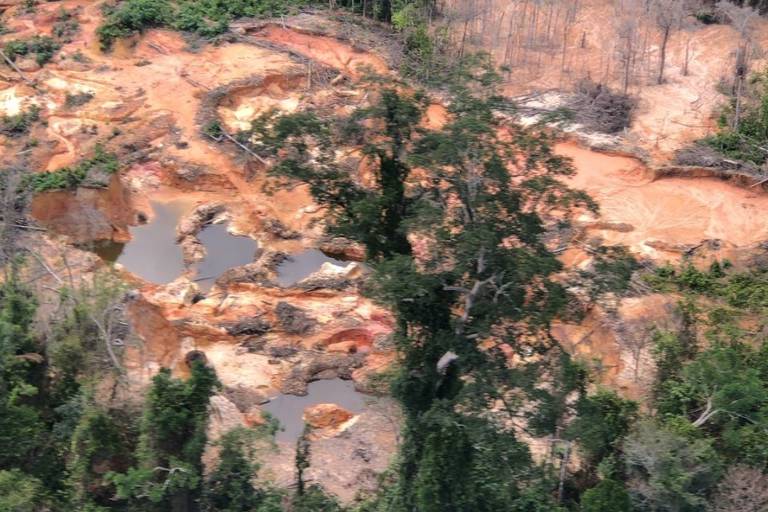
[580,479,632,512]
[98,0,312,51]
[0,105,39,137]
[65,91,95,108]
[703,68,768,165]
[25,146,119,193]
[3,36,60,66]
[53,8,80,42]
[579,245,640,297]
[97,0,173,51]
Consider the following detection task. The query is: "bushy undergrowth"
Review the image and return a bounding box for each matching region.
[580,245,640,297]
[52,8,81,43]
[25,146,119,192]
[65,91,95,108]
[646,259,768,311]
[702,69,768,165]
[3,36,60,66]
[98,0,313,50]
[0,105,39,137]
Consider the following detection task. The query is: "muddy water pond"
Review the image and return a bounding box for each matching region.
[276,249,347,287]
[97,201,258,287]
[96,201,187,284]
[262,379,367,443]
[194,223,258,291]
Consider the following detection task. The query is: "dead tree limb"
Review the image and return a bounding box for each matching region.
[0,49,34,87]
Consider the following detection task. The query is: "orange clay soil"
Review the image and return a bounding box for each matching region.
[557,142,768,257]
[248,24,390,77]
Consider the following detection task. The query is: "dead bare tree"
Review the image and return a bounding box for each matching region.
[654,0,685,84]
[709,465,768,512]
[679,17,698,76]
[616,16,640,94]
[612,0,649,94]
[560,0,581,75]
[716,0,760,131]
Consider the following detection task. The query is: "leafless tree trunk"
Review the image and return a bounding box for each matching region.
[653,0,684,84]
[682,34,693,76]
[557,441,571,504]
[733,43,748,130]
[658,25,670,83]
[717,1,759,130]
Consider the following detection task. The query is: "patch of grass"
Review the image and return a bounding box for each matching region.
[202,120,223,139]
[21,0,37,14]
[53,17,80,43]
[0,105,40,137]
[25,146,119,193]
[72,50,90,63]
[98,0,313,51]
[3,36,60,66]
[65,91,94,108]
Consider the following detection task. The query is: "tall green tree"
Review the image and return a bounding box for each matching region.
[376,68,591,510]
[0,263,44,473]
[201,429,282,512]
[263,64,592,510]
[254,86,428,260]
[109,362,219,512]
[568,389,638,465]
[580,479,632,512]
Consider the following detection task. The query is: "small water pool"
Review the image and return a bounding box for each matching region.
[194,222,258,291]
[96,201,258,288]
[275,249,347,287]
[95,201,187,284]
[262,379,367,444]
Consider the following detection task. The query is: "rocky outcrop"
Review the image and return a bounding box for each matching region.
[176,203,227,264]
[319,236,366,261]
[281,356,365,395]
[303,398,401,504]
[222,317,271,337]
[215,251,286,288]
[275,301,316,335]
[321,328,374,354]
[296,261,367,291]
[264,218,301,240]
[303,403,354,430]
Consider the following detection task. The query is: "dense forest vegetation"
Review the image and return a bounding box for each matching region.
[2,0,768,511]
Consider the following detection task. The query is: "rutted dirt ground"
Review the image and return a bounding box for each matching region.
[4,0,768,503]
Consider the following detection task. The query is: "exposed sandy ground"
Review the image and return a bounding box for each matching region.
[558,142,768,258]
